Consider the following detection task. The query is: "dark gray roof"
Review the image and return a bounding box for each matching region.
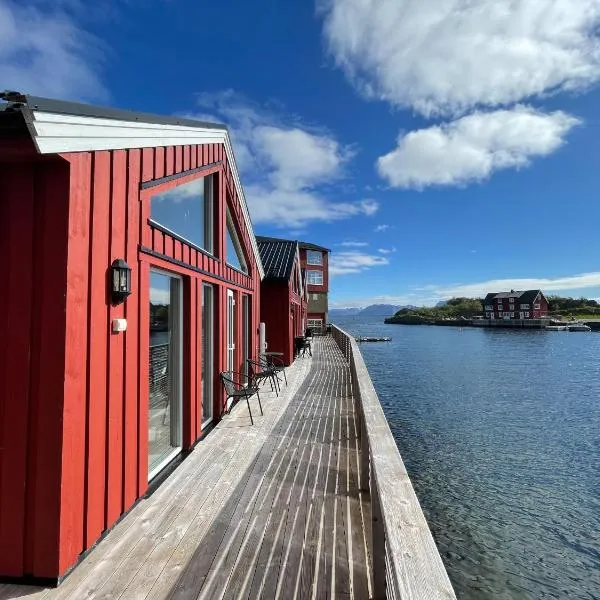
[0,91,226,131]
[483,290,543,303]
[494,291,525,299]
[256,235,330,254]
[517,290,543,304]
[298,240,330,252]
[256,237,298,282]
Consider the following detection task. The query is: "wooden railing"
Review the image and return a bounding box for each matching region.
[331,324,457,600]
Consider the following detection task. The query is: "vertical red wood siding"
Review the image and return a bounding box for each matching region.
[124,149,141,510]
[0,139,261,580]
[0,160,71,577]
[85,151,110,547]
[59,152,92,572]
[0,165,34,575]
[259,258,306,366]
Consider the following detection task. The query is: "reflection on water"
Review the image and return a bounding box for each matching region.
[335,316,600,600]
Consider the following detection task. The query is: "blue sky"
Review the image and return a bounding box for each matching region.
[4,0,600,307]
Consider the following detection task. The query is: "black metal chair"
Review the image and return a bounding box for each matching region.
[220,371,262,425]
[261,353,287,386]
[296,335,312,357]
[247,358,280,396]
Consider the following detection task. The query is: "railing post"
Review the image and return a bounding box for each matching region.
[371,472,387,600]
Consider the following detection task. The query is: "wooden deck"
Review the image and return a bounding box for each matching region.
[1,337,372,600]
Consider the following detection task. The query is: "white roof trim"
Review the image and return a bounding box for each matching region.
[24,110,264,279]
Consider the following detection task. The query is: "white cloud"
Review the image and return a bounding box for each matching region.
[0,0,107,101]
[330,251,389,275]
[194,91,377,227]
[360,199,379,216]
[319,0,600,117]
[378,247,396,254]
[377,107,580,189]
[374,224,390,232]
[246,186,378,229]
[418,272,600,299]
[150,287,170,305]
[340,241,368,247]
[252,125,349,190]
[154,178,204,203]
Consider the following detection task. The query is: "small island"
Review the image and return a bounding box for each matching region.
[384,294,600,329]
[384,297,482,324]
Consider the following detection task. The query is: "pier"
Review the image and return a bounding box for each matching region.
[0,334,455,600]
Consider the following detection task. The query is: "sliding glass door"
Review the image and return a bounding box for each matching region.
[148,270,183,479]
[202,283,214,427]
[242,295,249,383]
[226,290,236,409]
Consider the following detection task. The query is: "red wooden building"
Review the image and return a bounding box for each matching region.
[298,241,330,332]
[482,290,549,319]
[256,237,308,365]
[0,94,264,582]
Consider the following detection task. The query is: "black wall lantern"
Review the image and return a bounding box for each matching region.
[111,259,132,305]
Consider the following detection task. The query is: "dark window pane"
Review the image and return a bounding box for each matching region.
[151,176,213,251]
[226,211,247,273]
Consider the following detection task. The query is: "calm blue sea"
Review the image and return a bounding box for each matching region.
[334,315,600,600]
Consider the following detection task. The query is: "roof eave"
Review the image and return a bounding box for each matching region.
[0,93,264,278]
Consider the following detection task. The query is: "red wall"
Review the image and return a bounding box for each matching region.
[259,261,306,365]
[299,248,329,294]
[0,142,261,579]
[492,294,549,319]
[0,160,70,578]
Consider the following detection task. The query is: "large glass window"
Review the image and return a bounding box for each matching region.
[149,271,182,479]
[307,270,323,285]
[202,284,214,427]
[306,250,323,265]
[226,209,248,273]
[151,175,214,253]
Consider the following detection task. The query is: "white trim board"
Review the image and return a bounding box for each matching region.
[23,109,264,279]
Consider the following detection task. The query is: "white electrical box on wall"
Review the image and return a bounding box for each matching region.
[112,318,128,333]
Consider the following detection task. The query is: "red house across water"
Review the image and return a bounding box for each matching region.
[482,290,549,319]
[0,94,265,582]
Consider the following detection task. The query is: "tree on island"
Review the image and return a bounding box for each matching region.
[392,297,483,320]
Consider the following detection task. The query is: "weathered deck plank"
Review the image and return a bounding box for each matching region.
[0,338,370,600]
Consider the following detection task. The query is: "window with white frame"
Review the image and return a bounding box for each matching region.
[307,270,323,285]
[485,305,493,311]
[524,312,530,317]
[306,250,323,265]
[151,174,214,253]
[534,304,541,310]
[520,304,530,309]
[486,312,492,318]
[307,318,323,329]
[510,312,515,317]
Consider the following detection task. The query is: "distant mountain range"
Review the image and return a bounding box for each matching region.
[330,304,416,318]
